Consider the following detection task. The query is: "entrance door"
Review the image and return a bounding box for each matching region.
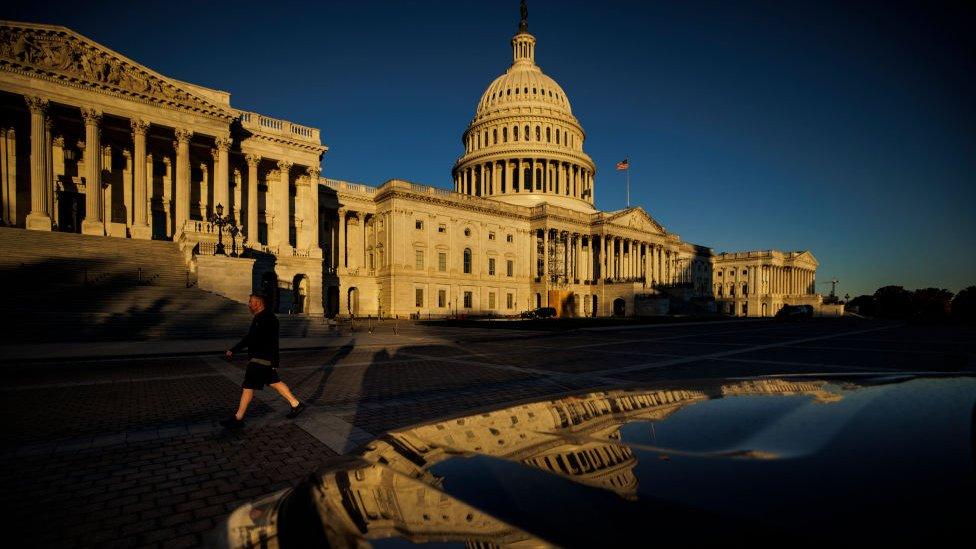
[613,298,626,317]
[152,209,167,240]
[57,191,84,233]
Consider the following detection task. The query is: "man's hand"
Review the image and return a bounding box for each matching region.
[225,350,234,359]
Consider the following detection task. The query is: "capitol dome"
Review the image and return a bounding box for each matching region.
[452,8,596,213]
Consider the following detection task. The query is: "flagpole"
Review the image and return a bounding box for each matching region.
[626,164,630,207]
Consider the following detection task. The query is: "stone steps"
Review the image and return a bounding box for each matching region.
[0,227,332,343]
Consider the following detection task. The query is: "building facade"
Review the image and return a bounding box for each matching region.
[0,21,327,313]
[0,13,824,319]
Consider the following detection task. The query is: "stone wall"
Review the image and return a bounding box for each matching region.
[196,255,256,304]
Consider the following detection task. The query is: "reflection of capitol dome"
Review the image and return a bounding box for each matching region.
[452,6,597,213]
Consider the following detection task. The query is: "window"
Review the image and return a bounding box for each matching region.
[506,234,513,243]
[464,228,471,237]
[488,232,495,240]
[506,293,514,309]
[717,272,723,277]
[438,252,447,272]
[488,258,496,276]
[488,292,496,309]
[503,127,508,142]
[463,291,472,308]
[493,129,497,144]
[524,125,529,140]
[463,248,472,274]
[415,249,424,270]
[535,126,541,141]
[368,252,374,270]
[415,219,423,230]
[514,126,519,141]
[546,127,551,142]
[743,269,748,276]
[507,260,514,277]
[437,224,446,233]
[438,289,446,308]
[415,288,424,307]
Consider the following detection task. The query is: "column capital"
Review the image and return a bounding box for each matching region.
[245,153,261,167]
[81,107,102,125]
[277,159,293,172]
[199,162,208,173]
[162,156,172,167]
[52,135,65,147]
[25,95,48,114]
[101,145,112,155]
[306,166,321,180]
[174,128,193,144]
[214,137,232,151]
[130,119,150,136]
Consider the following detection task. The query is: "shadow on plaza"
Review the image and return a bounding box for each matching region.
[0,257,298,344]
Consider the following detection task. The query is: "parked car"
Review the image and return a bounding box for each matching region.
[521,306,557,319]
[214,373,975,547]
[775,304,814,320]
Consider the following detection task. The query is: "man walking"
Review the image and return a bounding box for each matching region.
[220,291,305,428]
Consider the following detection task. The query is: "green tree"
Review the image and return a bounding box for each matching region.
[911,287,953,323]
[951,286,976,323]
[873,286,913,319]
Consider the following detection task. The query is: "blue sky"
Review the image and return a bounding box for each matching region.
[5,0,974,297]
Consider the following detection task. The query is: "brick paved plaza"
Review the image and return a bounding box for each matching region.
[1,318,974,548]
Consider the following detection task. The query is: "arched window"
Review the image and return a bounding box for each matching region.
[556,129,560,145]
[506,89,511,96]
[503,127,508,142]
[514,126,519,141]
[484,131,488,147]
[493,129,497,144]
[515,87,519,95]
[535,126,541,141]
[476,133,480,148]
[463,248,472,274]
[524,125,529,140]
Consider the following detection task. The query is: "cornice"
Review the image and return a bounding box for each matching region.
[0,21,235,122]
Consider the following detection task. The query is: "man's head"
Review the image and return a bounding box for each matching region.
[248,292,268,315]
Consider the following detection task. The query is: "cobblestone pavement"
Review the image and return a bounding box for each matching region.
[1,318,974,547]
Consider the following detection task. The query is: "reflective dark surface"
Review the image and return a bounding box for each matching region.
[222,375,976,547]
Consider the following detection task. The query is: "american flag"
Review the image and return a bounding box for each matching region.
[616,159,629,170]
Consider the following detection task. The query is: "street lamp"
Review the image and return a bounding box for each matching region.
[209,202,239,256]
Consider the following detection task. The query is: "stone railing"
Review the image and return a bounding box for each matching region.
[239,111,321,145]
[323,178,377,196]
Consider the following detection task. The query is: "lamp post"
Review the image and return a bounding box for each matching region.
[209,202,238,256]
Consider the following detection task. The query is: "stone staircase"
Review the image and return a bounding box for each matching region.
[0,227,334,343]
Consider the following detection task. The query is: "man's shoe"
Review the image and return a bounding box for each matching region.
[219,417,245,429]
[286,402,307,419]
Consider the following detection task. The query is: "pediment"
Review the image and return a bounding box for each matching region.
[605,207,666,236]
[0,21,234,120]
[791,250,819,266]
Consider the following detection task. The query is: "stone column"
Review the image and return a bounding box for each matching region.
[1,128,16,226]
[162,156,173,238]
[542,228,549,281]
[338,209,346,269]
[245,154,259,242]
[530,229,537,278]
[197,163,209,220]
[50,135,64,224]
[213,137,231,215]
[232,169,242,225]
[173,129,192,236]
[101,145,113,230]
[575,234,582,281]
[25,96,51,230]
[273,160,292,249]
[122,149,133,227]
[130,120,151,239]
[145,153,153,231]
[306,166,321,253]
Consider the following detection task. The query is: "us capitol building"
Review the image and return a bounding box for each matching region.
[0,7,827,319]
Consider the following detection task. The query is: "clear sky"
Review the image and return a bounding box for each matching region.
[5,0,974,298]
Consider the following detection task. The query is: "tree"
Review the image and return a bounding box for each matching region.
[846,294,876,316]
[951,286,976,324]
[873,286,913,319]
[911,288,954,323]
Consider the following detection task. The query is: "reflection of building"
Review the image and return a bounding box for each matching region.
[1,6,826,318]
[304,380,841,546]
